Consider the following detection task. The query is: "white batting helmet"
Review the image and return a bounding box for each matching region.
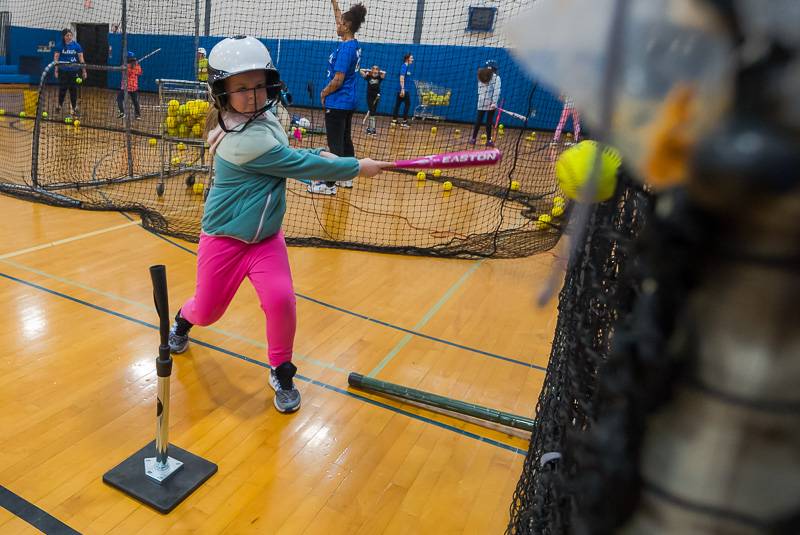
[207,36,281,110]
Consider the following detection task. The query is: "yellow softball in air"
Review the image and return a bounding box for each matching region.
[555,141,621,202]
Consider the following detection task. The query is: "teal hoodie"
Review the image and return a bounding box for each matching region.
[202,112,359,243]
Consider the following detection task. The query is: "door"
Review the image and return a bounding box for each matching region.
[75,23,108,88]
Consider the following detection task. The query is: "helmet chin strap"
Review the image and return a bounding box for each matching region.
[218,98,278,133]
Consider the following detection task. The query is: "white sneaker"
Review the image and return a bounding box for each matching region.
[338,180,353,188]
[307,181,337,195]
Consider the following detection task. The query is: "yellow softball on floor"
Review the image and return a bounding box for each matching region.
[555,141,621,202]
[510,180,520,191]
[416,171,426,181]
[192,182,204,194]
[533,213,552,230]
[442,181,452,191]
[171,157,181,166]
[551,205,565,217]
[433,169,442,177]
[148,138,157,146]
[72,119,80,128]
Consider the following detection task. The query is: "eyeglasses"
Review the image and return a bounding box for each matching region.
[221,81,282,99]
[223,85,268,97]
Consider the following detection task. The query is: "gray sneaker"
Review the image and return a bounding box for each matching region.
[269,362,301,413]
[168,322,189,354]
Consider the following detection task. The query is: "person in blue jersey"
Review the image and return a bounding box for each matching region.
[53,29,87,116]
[167,36,390,413]
[391,53,414,127]
[308,0,366,196]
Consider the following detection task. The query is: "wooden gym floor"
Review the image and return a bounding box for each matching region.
[0,193,560,534]
[0,86,564,533]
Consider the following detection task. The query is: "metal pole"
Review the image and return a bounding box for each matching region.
[154,364,171,465]
[144,265,183,483]
[204,0,211,36]
[194,0,200,83]
[348,373,536,432]
[194,3,208,185]
[412,0,425,44]
[0,11,10,57]
[121,0,133,178]
[157,80,165,191]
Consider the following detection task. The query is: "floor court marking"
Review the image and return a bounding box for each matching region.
[0,270,527,456]
[0,257,349,375]
[368,259,483,377]
[0,220,140,260]
[130,219,546,371]
[0,485,80,535]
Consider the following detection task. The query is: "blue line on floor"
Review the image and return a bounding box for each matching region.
[0,485,80,535]
[127,217,545,372]
[0,270,527,456]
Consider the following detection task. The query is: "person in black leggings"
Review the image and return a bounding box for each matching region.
[391,53,414,127]
[309,0,367,195]
[360,65,385,135]
[53,28,87,116]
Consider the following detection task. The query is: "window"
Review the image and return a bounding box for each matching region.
[467,6,497,33]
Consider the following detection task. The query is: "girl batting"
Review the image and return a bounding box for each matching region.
[168,36,389,413]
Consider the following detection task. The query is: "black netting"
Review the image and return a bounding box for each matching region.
[0,0,579,258]
[507,174,653,534]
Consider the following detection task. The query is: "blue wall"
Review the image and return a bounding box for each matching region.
[9,26,566,129]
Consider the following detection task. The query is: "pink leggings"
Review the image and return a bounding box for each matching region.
[553,104,581,142]
[179,231,296,368]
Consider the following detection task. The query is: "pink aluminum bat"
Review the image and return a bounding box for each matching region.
[393,148,502,169]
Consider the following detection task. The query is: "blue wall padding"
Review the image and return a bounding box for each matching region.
[9,26,566,129]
